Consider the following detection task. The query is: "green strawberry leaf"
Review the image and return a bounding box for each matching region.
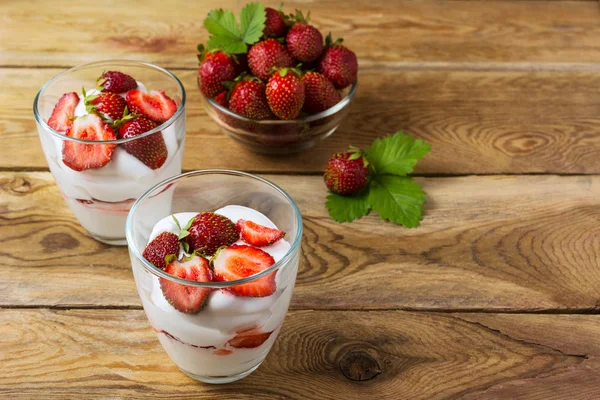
[239,2,266,44]
[364,131,431,176]
[325,190,370,223]
[368,175,426,228]
[204,3,266,54]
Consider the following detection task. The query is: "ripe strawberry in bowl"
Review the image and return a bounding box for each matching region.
[197,3,358,154]
[34,60,186,245]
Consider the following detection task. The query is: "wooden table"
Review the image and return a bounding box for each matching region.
[1,1,599,398]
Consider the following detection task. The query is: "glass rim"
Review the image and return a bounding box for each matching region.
[205,78,357,124]
[33,59,186,145]
[125,169,303,288]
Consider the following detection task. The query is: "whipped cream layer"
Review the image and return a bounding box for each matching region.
[135,205,298,377]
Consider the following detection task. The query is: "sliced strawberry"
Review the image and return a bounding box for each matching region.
[47,92,79,133]
[125,89,177,123]
[235,219,285,247]
[228,327,273,348]
[118,116,167,169]
[62,114,116,171]
[211,244,276,297]
[160,256,213,314]
[88,92,127,121]
[143,232,180,270]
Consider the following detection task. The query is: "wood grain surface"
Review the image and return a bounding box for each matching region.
[5,68,600,174]
[1,309,599,399]
[2,0,600,68]
[2,172,598,311]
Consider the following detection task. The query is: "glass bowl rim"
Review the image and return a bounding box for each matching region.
[125,169,303,288]
[204,78,357,124]
[33,59,186,145]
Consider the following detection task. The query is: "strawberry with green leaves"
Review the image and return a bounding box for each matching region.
[318,34,358,89]
[180,212,239,256]
[84,89,127,121]
[248,39,295,81]
[302,71,341,114]
[325,132,431,227]
[286,11,323,63]
[266,67,305,120]
[228,77,274,120]
[324,148,369,195]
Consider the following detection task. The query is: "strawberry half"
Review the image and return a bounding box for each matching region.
[228,327,274,349]
[47,92,79,133]
[126,89,177,123]
[98,71,138,93]
[87,92,127,121]
[185,212,239,256]
[118,116,167,169]
[236,219,285,247]
[62,114,116,171]
[160,256,213,314]
[211,244,276,297]
[143,232,180,270]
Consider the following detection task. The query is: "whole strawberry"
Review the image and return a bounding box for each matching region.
[229,78,274,120]
[87,91,127,121]
[302,72,341,114]
[324,150,369,195]
[143,232,180,270]
[185,212,239,256]
[263,7,288,38]
[318,35,358,89]
[266,68,305,120]
[98,71,138,93]
[198,50,236,98]
[286,19,323,62]
[248,39,295,82]
[118,116,168,169]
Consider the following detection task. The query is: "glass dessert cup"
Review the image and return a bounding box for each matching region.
[126,170,303,384]
[200,79,357,155]
[34,60,186,245]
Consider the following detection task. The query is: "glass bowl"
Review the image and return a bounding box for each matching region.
[200,79,357,154]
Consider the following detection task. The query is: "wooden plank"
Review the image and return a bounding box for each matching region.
[4,68,600,174]
[1,309,599,399]
[1,1,600,68]
[1,172,599,311]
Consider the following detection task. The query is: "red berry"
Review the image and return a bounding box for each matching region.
[229,79,274,120]
[235,219,285,247]
[125,89,178,123]
[263,7,288,38]
[211,244,276,297]
[324,151,369,195]
[143,232,180,270]
[47,92,79,133]
[198,51,236,98]
[99,71,138,93]
[318,44,358,89]
[185,212,239,256]
[228,328,274,348]
[214,92,229,108]
[302,72,342,114]
[248,39,295,82]
[118,116,167,170]
[286,22,323,62]
[62,114,116,171]
[88,92,127,121]
[266,68,305,120]
[160,256,213,314]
